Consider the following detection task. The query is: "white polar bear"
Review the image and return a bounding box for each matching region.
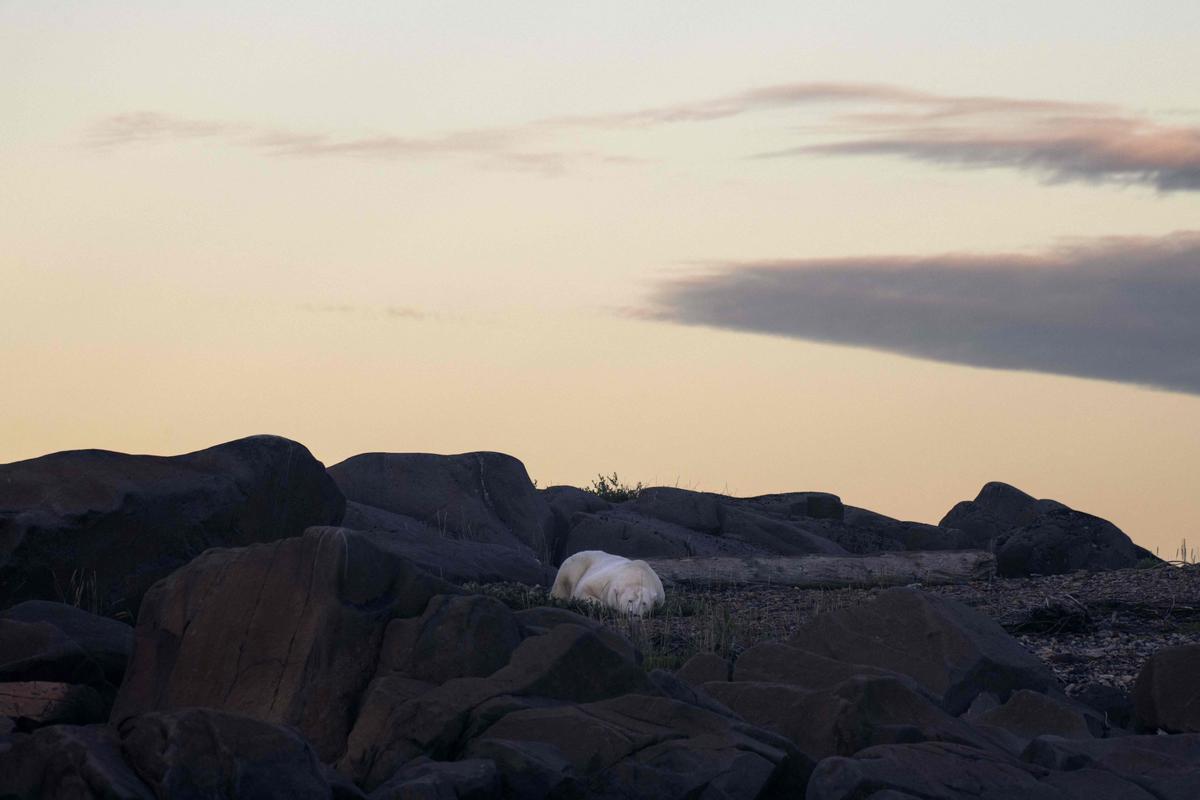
[551,550,666,616]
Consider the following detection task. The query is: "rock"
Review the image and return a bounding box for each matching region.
[0,723,154,799]
[1132,643,1200,732]
[337,506,555,585]
[675,652,730,686]
[977,690,1100,741]
[111,527,460,761]
[0,601,133,685]
[0,619,107,688]
[462,739,579,800]
[368,757,500,800]
[560,509,763,561]
[0,434,345,616]
[716,507,850,556]
[341,622,649,788]
[1022,733,1200,800]
[788,588,1059,714]
[733,642,927,693]
[377,594,525,684]
[476,693,806,799]
[706,675,997,762]
[541,486,610,563]
[629,487,724,534]
[0,681,106,729]
[806,742,1060,800]
[327,451,553,560]
[119,708,335,800]
[1073,683,1133,730]
[940,482,1148,576]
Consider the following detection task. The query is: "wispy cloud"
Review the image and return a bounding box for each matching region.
[86,112,633,176]
[642,232,1200,394]
[301,303,429,321]
[86,83,1200,189]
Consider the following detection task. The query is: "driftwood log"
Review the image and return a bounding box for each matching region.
[646,550,995,589]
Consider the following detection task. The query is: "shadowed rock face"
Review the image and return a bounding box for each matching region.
[788,588,1059,715]
[940,482,1150,577]
[110,527,461,762]
[1133,644,1200,733]
[0,435,345,616]
[328,451,554,560]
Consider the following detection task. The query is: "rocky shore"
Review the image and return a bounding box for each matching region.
[2,434,1198,799]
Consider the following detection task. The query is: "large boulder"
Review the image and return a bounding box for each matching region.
[788,588,1059,714]
[474,693,807,799]
[327,451,553,560]
[706,675,997,762]
[0,601,133,685]
[940,482,1149,576]
[0,723,155,799]
[0,618,107,688]
[806,742,1061,800]
[119,709,336,800]
[111,527,460,761]
[341,622,650,788]
[0,681,106,730]
[1132,644,1200,733]
[0,435,345,616]
[335,505,555,585]
[1022,733,1200,800]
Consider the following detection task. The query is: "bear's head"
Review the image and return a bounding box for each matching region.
[613,582,662,617]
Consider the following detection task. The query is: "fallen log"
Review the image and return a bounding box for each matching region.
[646,550,995,589]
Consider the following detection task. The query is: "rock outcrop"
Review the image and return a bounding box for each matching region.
[941,482,1151,576]
[0,435,345,616]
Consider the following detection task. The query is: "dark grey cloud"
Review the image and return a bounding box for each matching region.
[644,232,1200,394]
[767,117,1200,191]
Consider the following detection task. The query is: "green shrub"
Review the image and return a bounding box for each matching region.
[588,472,643,503]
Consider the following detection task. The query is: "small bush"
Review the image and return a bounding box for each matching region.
[588,472,643,503]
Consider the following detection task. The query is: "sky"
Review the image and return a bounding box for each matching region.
[3,1,1199,556]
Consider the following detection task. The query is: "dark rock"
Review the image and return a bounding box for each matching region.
[559,509,762,561]
[733,642,923,694]
[0,723,154,800]
[0,619,106,688]
[0,681,106,729]
[675,652,730,686]
[477,693,806,799]
[462,738,579,800]
[341,623,648,788]
[1073,683,1133,730]
[940,482,1147,576]
[1132,643,1200,732]
[369,757,500,800]
[119,708,334,800]
[377,594,525,684]
[806,742,1059,800]
[1022,733,1200,800]
[0,434,345,616]
[706,675,997,761]
[339,505,555,585]
[0,601,133,685]
[111,527,460,761]
[540,486,610,564]
[629,487,724,534]
[788,588,1059,714]
[977,690,1100,741]
[717,507,849,555]
[327,451,553,560]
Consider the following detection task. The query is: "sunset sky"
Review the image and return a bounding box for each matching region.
[4,2,1199,555]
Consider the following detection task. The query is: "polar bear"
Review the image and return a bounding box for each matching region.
[551,550,666,616]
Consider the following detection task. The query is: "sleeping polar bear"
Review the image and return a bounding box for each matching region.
[551,550,666,616]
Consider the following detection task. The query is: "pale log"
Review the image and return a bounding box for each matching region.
[646,550,995,588]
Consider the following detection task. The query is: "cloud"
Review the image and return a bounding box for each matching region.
[85,111,631,176]
[87,83,1200,189]
[301,303,428,321]
[768,116,1200,191]
[643,232,1200,394]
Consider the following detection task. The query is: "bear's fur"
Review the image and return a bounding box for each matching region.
[551,550,666,616]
